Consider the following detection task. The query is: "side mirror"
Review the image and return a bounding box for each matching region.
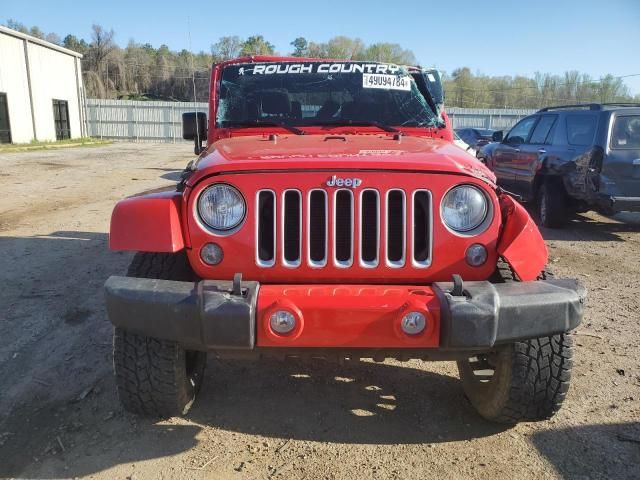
[182,112,207,155]
[492,130,503,142]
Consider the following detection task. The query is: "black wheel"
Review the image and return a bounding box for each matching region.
[113,252,207,417]
[538,179,568,228]
[457,263,574,424]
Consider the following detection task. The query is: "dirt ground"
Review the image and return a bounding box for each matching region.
[0,143,638,480]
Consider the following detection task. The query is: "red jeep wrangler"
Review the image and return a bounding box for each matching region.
[105,57,586,423]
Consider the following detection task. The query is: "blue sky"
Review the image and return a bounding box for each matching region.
[5,0,640,94]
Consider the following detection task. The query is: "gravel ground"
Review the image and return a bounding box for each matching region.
[0,143,638,479]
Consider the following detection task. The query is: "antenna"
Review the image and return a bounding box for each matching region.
[187,17,202,154]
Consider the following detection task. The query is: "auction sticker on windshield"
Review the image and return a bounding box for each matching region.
[363,73,411,91]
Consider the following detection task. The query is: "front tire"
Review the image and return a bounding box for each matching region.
[457,335,573,423]
[114,328,206,417]
[458,263,574,424]
[113,252,207,417]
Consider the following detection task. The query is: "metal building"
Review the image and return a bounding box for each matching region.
[0,25,86,144]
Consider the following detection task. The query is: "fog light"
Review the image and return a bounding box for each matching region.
[201,243,223,265]
[401,312,426,335]
[465,243,487,267]
[270,310,296,334]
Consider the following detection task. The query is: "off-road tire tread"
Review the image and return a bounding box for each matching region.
[114,328,196,417]
[491,333,573,423]
[126,251,196,281]
[459,259,573,424]
[114,252,205,417]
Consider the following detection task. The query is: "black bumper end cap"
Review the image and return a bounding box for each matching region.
[434,278,587,349]
[104,276,259,350]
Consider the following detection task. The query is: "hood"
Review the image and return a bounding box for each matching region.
[186,134,496,187]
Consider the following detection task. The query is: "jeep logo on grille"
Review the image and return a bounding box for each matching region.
[326,175,362,188]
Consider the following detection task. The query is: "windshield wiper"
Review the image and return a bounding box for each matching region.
[416,119,446,129]
[224,120,305,135]
[314,120,399,133]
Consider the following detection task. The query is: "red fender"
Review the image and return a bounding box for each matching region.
[497,194,548,281]
[109,191,185,252]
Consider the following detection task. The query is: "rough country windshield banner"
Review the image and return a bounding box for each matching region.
[216,62,442,129]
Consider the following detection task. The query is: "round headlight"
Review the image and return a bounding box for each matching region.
[441,185,488,233]
[198,184,246,231]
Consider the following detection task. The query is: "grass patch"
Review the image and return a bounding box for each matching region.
[0,138,112,152]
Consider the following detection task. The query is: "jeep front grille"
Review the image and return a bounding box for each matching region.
[256,188,432,269]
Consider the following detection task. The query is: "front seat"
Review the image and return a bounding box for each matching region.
[290,101,302,119]
[259,91,291,118]
[316,100,340,119]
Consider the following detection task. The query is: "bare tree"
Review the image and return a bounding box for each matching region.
[6,19,28,34]
[89,24,115,74]
[45,32,61,45]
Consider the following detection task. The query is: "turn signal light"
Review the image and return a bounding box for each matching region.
[465,243,487,267]
[201,243,224,265]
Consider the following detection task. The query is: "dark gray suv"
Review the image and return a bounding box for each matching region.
[484,103,640,227]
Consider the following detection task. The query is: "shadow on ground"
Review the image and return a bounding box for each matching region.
[531,422,640,479]
[2,216,637,478]
[539,212,640,242]
[188,358,505,445]
[0,229,511,477]
[0,341,508,477]
[141,166,185,182]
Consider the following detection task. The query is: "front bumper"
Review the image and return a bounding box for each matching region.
[104,276,585,355]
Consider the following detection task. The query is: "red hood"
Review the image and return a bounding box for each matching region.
[186,134,496,187]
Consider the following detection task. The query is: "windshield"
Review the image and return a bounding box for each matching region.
[216,62,441,129]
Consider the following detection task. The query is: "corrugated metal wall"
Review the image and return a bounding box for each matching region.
[0,32,33,142]
[86,99,208,143]
[86,99,537,142]
[0,27,85,143]
[27,42,84,141]
[447,107,536,130]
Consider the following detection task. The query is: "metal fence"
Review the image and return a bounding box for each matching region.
[447,107,536,131]
[86,99,208,143]
[86,99,536,142]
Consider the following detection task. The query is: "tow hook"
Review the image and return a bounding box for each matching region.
[451,274,465,297]
[233,273,243,296]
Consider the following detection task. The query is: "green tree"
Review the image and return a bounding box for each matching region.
[361,42,416,64]
[240,35,275,56]
[211,36,242,61]
[290,37,308,57]
[63,35,88,54]
[29,26,44,39]
[326,36,364,60]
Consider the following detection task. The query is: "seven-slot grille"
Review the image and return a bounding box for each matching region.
[256,188,432,268]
